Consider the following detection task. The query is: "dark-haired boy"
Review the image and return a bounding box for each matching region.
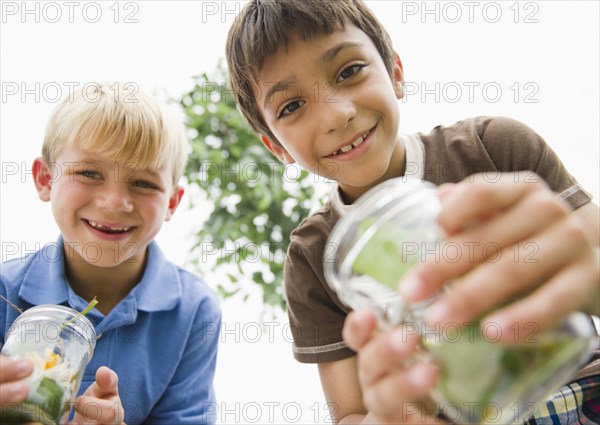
[226,1,599,423]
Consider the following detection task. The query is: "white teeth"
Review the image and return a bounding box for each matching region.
[352,134,367,148]
[333,131,370,155]
[88,220,130,232]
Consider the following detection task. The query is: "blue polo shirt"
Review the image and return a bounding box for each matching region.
[0,237,221,425]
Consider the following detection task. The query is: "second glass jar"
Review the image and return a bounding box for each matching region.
[1,304,97,425]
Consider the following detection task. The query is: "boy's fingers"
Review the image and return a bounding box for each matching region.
[361,362,438,419]
[0,357,33,404]
[342,309,377,351]
[93,366,120,398]
[401,183,570,303]
[0,381,29,405]
[436,182,456,202]
[72,367,124,425]
[483,252,600,341]
[425,212,594,327]
[0,357,33,383]
[357,327,421,386]
[438,173,549,235]
[74,396,125,425]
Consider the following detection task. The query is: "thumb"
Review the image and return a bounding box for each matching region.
[92,366,119,398]
[437,182,456,204]
[342,309,378,351]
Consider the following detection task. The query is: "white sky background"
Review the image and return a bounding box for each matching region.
[1,1,598,424]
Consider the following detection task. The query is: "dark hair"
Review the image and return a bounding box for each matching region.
[226,0,395,144]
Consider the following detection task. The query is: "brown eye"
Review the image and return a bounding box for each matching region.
[278,99,305,119]
[337,64,367,82]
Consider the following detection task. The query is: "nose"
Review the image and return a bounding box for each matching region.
[95,184,134,213]
[319,92,357,134]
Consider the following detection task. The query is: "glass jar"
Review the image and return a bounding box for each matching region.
[324,177,598,424]
[1,304,96,425]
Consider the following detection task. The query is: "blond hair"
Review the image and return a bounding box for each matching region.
[42,82,188,186]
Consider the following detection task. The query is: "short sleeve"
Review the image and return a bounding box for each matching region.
[475,116,592,209]
[421,116,592,210]
[284,224,355,363]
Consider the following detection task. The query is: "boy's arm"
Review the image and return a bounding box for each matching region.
[285,233,373,423]
[434,117,599,328]
[318,357,366,424]
[318,344,442,424]
[144,295,221,425]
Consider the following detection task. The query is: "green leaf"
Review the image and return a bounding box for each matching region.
[352,220,424,289]
[36,377,65,423]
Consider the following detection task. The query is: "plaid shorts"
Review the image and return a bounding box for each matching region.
[524,372,600,424]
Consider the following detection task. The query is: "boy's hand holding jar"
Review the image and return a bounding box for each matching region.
[336,173,599,424]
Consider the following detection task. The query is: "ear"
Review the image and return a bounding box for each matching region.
[260,135,295,164]
[165,186,184,221]
[391,51,405,100]
[33,157,52,202]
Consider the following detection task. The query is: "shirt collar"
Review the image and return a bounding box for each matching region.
[19,236,181,312]
[19,237,70,305]
[131,240,181,312]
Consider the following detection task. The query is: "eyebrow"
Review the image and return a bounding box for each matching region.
[134,168,162,179]
[72,158,162,177]
[322,41,363,63]
[263,79,298,109]
[262,41,365,109]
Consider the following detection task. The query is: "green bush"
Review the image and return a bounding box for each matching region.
[180,64,322,310]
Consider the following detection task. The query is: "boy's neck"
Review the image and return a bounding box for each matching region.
[339,138,407,204]
[63,248,148,316]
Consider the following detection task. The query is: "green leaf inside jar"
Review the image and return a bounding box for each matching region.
[2,377,65,425]
[423,324,585,422]
[352,219,428,289]
[36,377,67,423]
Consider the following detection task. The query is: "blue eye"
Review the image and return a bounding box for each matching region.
[77,170,102,180]
[133,180,158,190]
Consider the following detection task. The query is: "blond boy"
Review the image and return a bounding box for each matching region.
[0,83,221,425]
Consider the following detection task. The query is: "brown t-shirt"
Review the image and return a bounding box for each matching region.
[284,116,593,364]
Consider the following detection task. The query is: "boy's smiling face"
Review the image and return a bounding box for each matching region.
[33,144,183,269]
[256,24,405,201]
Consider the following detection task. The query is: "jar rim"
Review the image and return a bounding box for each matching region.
[14,304,97,345]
